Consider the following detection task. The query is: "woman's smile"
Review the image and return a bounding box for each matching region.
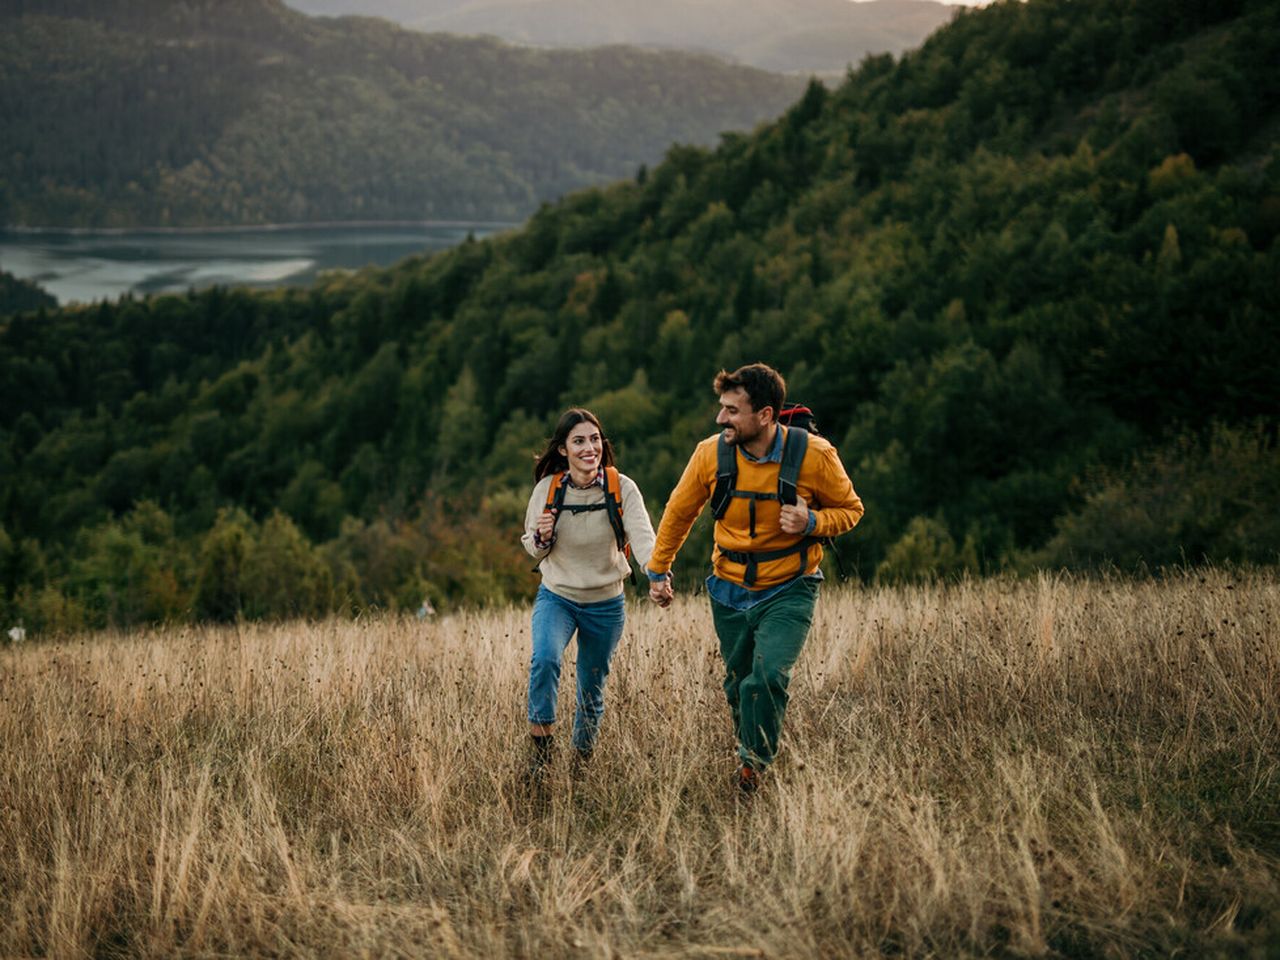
[561,421,604,484]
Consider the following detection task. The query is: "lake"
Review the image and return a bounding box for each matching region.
[0,223,514,306]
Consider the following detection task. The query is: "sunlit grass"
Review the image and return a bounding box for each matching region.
[2,571,1278,957]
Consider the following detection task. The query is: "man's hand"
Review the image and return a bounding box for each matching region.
[648,574,674,608]
[779,494,811,535]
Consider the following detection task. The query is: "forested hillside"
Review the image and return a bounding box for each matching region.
[0,270,55,316]
[2,0,1278,632]
[0,0,802,227]
[287,0,956,76]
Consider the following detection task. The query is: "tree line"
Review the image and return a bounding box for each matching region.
[0,270,55,316]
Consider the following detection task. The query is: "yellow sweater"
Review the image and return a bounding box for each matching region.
[649,427,864,590]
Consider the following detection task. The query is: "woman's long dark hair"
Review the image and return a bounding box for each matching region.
[533,408,616,482]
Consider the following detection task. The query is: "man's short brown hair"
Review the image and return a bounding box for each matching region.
[713,363,786,420]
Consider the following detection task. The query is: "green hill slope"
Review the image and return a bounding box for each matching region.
[0,270,55,316]
[1,0,1277,630]
[0,0,803,227]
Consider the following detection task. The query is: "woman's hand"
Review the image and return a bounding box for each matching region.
[648,571,673,607]
[535,508,557,544]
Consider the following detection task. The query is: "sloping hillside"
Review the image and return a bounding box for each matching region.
[0,0,804,226]
[0,271,55,316]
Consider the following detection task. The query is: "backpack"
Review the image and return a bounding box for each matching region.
[539,465,635,582]
[778,403,818,434]
[708,403,848,585]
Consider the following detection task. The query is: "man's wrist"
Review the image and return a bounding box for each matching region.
[645,567,671,582]
[805,510,817,535]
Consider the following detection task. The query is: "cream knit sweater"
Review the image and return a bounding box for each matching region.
[521,472,657,603]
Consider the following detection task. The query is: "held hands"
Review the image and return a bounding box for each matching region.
[779,493,811,535]
[648,573,674,608]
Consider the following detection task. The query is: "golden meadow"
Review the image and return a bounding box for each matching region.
[2,571,1278,957]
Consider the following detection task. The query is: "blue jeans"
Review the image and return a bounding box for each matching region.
[527,585,626,752]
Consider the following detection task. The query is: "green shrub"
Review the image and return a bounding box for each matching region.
[876,515,979,583]
[1037,423,1280,570]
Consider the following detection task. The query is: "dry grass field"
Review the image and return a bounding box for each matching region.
[2,570,1278,958]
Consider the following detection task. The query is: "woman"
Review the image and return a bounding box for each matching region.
[521,408,656,775]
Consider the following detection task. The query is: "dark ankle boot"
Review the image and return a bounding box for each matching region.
[526,734,554,782]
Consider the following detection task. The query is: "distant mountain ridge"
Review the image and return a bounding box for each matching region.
[286,0,957,74]
[0,0,804,227]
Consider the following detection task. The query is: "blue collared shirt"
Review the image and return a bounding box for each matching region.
[648,428,820,611]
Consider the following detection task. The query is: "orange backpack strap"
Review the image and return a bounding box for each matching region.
[544,472,567,512]
[602,467,628,554]
[604,468,636,583]
[538,468,634,580]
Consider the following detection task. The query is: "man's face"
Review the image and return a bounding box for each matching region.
[716,387,772,447]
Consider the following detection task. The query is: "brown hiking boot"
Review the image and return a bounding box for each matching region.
[570,746,593,780]
[735,764,760,797]
[522,735,554,791]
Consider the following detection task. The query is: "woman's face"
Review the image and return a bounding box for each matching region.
[559,420,603,477]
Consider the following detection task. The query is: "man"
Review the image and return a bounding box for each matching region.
[647,363,864,794]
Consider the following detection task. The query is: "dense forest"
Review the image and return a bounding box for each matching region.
[286,0,955,76]
[2,0,1278,633]
[0,270,55,316]
[0,0,802,227]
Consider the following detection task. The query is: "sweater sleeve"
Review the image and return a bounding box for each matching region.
[521,476,554,560]
[647,438,716,576]
[619,474,657,571]
[809,443,864,539]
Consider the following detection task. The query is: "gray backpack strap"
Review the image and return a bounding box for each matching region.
[709,435,737,519]
[777,426,809,506]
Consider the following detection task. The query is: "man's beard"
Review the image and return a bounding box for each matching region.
[723,421,764,447]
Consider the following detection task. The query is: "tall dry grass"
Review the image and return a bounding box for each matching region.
[2,570,1278,957]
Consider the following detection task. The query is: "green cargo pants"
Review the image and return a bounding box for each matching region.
[711,577,819,771]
